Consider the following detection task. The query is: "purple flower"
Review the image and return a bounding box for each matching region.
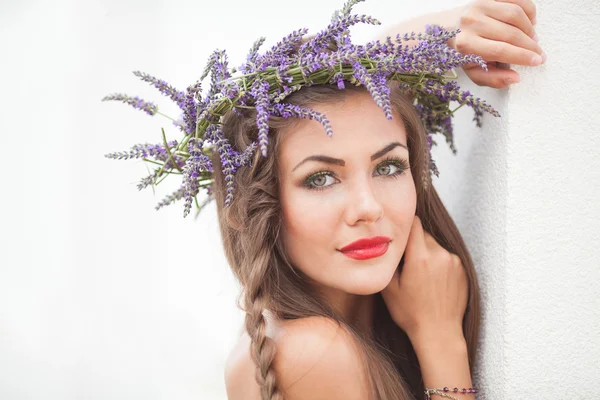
[200,49,225,81]
[216,137,238,207]
[270,84,302,103]
[233,141,258,169]
[133,71,186,109]
[373,71,393,120]
[241,36,266,73]
[187,138,213,173]
[105,140,178,160]
[155,186,186,211]
[351,61,391,119]
[137,171,159,191]
[102,93,158,116]
[329,72,345,89]
[251,79,272,157]
[270,103,333,137]
[180,138,213,217]
[299,14,381,56]
[256,29,309,70]
[180,81,203,134]
[182,165,200,218]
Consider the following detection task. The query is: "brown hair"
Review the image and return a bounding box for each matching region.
[212,81,481,399]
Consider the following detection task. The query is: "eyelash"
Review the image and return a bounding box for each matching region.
[302,156,409,191]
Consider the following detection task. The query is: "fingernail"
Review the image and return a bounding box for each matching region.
[533,33,539,42]
[541,51,547,63]
[532,16,537,26]
[504,76,520,85]
[532,54,543,65]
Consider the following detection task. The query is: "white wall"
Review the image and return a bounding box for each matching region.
[1,0,598,399]
[430,0,600,397]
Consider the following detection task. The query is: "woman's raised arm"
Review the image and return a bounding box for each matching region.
[375,0,544,89]
[382,216,474,399]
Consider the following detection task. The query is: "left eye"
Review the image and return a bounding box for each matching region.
[375,163,400,176]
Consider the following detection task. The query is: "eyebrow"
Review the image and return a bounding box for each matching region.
[292,141,408,172]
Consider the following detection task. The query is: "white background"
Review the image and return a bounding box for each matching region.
[1,0,599,399]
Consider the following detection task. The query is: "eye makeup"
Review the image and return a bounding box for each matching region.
[301,155,409,191]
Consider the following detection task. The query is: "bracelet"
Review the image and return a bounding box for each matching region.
[424,387,479,400]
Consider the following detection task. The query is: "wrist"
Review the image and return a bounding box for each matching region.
[412,335,469,374]
[444,4,468,49]
[408,324,466,354]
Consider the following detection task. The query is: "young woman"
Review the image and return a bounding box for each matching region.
[217,1,543,399]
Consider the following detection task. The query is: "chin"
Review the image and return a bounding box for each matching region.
[342,262,399,295]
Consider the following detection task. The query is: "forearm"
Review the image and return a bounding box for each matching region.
[411,330,475,400]
[373,4,466,48]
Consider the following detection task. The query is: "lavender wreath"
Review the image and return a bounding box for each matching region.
[103,0,499,218]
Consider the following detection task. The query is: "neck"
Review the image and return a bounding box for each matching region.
[317,286,377,339]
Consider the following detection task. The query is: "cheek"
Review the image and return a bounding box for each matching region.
[281,191,337,254]
[384,178,417,245]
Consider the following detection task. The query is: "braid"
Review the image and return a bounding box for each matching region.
[244,291,282,400]
[237,152,284,399]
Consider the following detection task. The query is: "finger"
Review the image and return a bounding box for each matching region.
[451,254,462,267]
[404,215,427,264]
[482,0,536,39]
[423,231,440,251]
[463,62,521,88]
[458,35,543,66]
[478,15,542,56]
[381,265,401,294]
[495,0,537,25]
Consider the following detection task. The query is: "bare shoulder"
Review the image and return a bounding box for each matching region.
[224,316,369,400]
[224,328,261,400]
[275,316,370,399]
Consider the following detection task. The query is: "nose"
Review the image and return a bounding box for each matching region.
[343,178,384,226]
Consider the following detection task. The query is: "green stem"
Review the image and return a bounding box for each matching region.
[451,103,465,114]
[161,127,183,174]
[143,158,165,167]
[156,111,178,123]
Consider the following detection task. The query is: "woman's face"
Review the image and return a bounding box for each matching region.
[278,91,417,299]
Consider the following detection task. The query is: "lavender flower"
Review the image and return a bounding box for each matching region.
[299,14,381,56]
[202,49,232,98]
[351,61,391,119]
[255,29,308,71]
[271,103,333,137]
[216,137,238,207]
[330,72,346,89]
[181,81,202,134]
[373,71,393,120]
[233,141,258,168]
[137,171,159,191]
[241,36,266,73]
[155,186,186,210]
[270,84,302,103]
[251,79,272,156]
[133,71,186,109]
[104,140,178,160]
[102,93,158,116]
[335,0,365,20]
[182,162,200,218]
[179,138,214,217]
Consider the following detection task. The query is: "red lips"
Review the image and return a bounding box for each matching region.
[338,236,391,260]
[339,236,391,251]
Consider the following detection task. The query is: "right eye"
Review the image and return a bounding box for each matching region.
[303,172,338,191]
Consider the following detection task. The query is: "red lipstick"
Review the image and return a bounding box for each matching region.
[339,236,391,260]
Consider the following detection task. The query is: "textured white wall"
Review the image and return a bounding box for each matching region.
[503,0,600,396]
[1,0,598,399]
[431,0,600,398]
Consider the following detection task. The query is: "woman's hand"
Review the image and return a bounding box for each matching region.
[449,0,545,88]
[381,216,468,343]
